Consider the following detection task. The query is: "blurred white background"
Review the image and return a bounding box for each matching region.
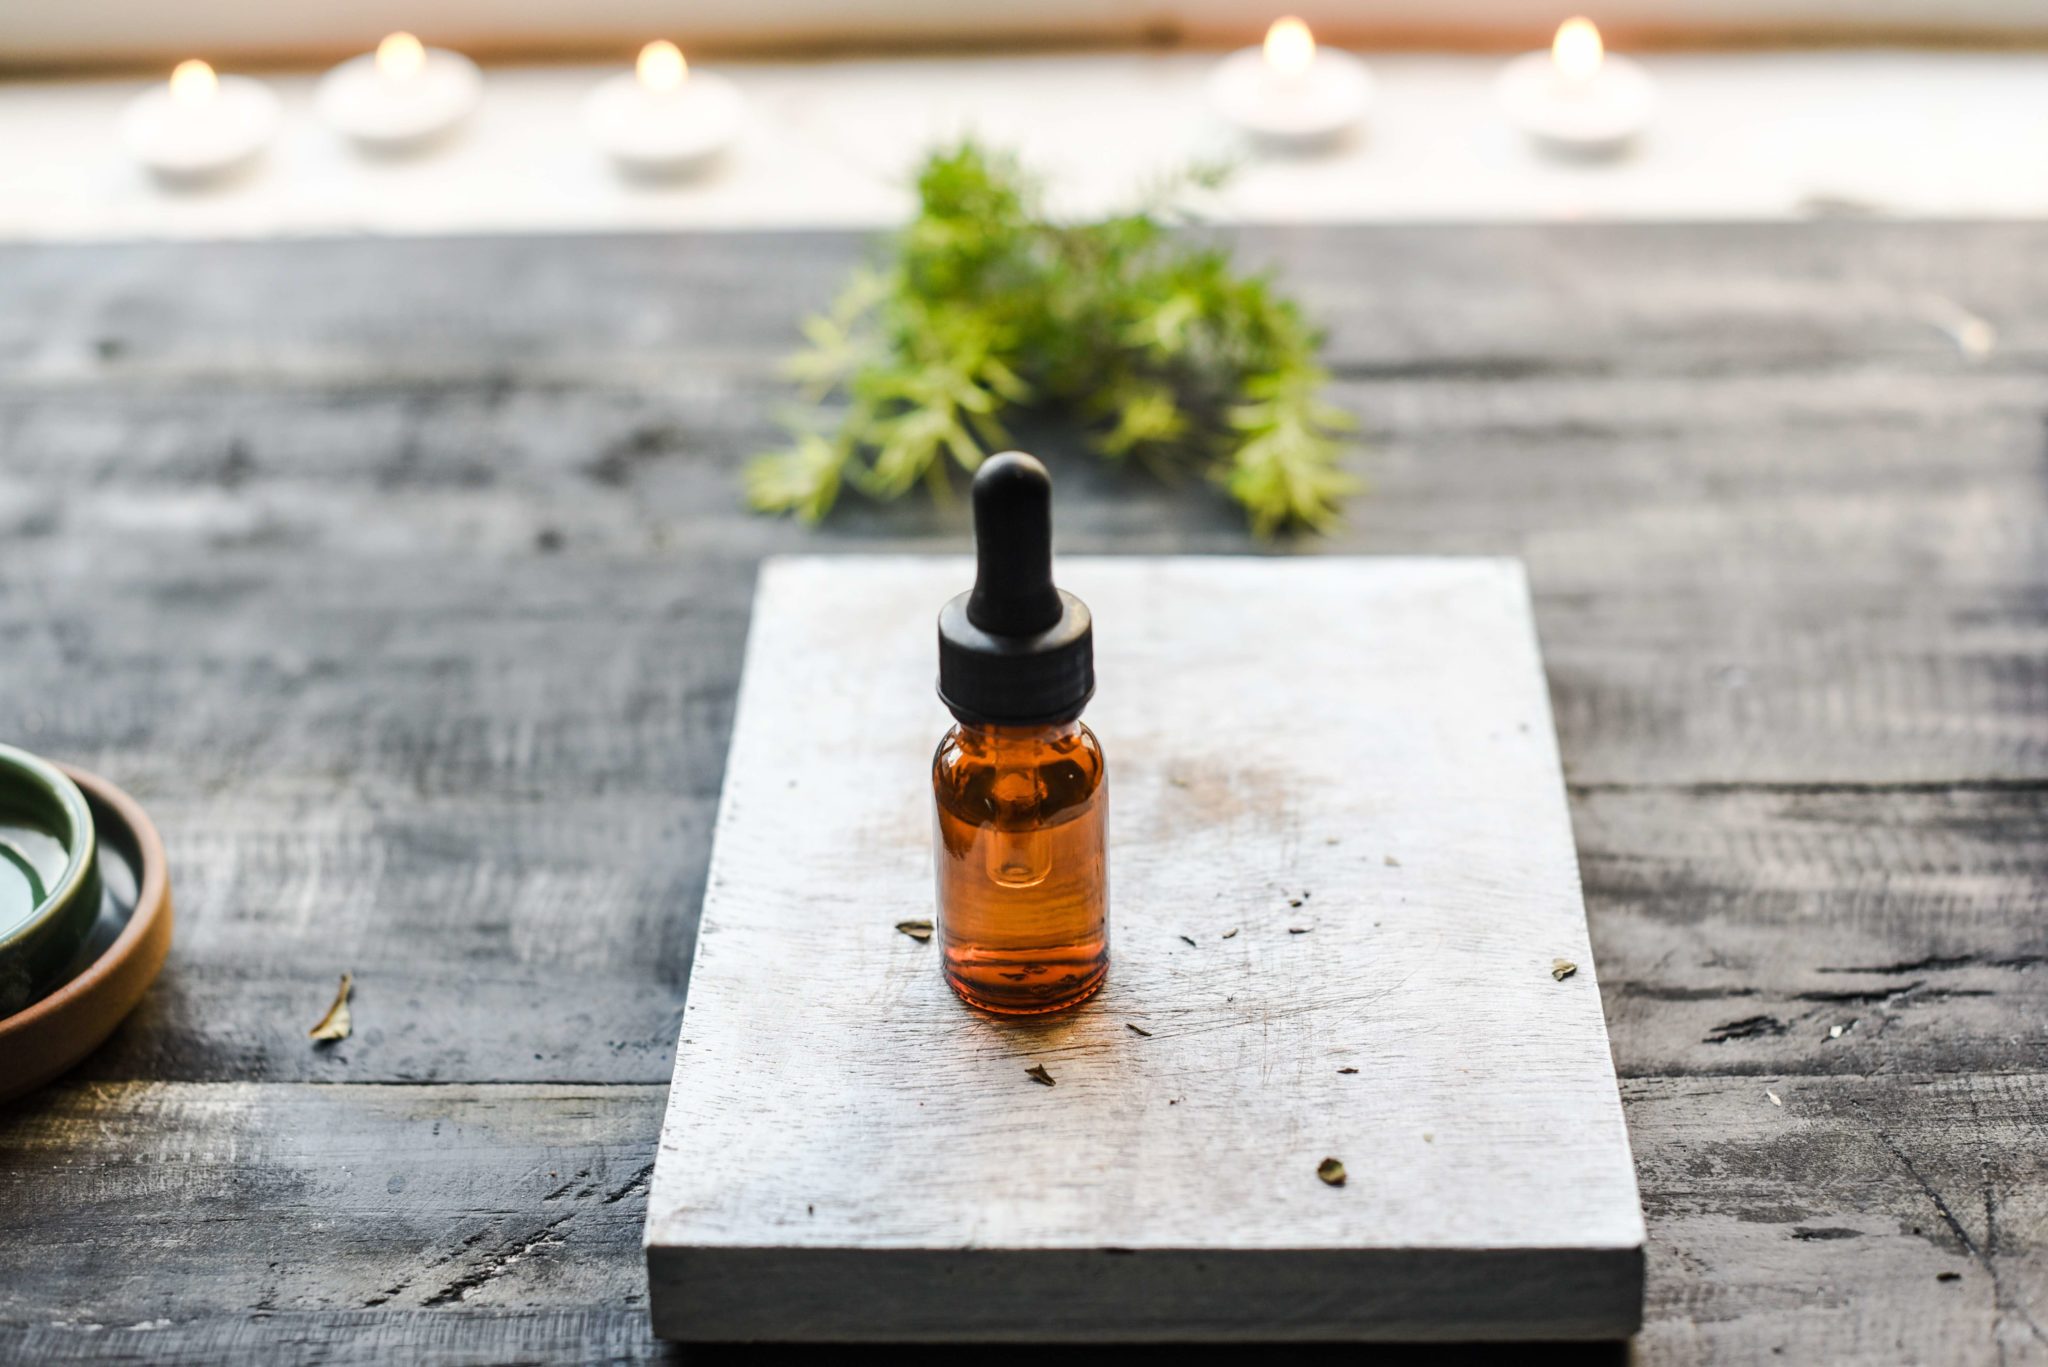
[3,1,2045,239]
[5,1,2044,63]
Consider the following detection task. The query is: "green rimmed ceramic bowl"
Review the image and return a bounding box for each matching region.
[0,743,101,1019]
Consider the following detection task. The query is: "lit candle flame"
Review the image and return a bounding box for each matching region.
[169,59,219,107]
[1551,17,1604,83]
[376,32,427,83]
[637,40,688,94]
[1263,17,1316,80]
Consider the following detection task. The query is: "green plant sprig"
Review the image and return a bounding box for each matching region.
[746,141,1355,534]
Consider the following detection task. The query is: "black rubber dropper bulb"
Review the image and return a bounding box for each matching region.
[967,453,1063,637]
[936,453,1095,726]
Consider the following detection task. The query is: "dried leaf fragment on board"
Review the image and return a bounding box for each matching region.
[1025,1064,1056,1087]
[1551,959,1578,981]
[1317,1157,1347,1186]
[308,973,353,1042]
[895,920,934,942]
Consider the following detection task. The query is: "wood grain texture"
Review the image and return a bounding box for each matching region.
[1,227,2042,800]
[0,1083,661,1322]
[1582,785,2048,1079]
[0,223,2042,1362]
[1628,1072,2048,1366]
[5,1075,2042,1364]
[646,556,1642,1340]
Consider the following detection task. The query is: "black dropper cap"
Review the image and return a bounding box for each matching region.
[937,452,1094,726]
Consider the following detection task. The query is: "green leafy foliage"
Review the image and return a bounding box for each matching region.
[748,142,1356,534]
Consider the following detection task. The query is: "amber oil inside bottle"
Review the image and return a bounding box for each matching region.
[933,718,1108,1014]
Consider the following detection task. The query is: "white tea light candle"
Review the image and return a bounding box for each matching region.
[120,60,279,184]
[1495,17,1654,157]
[315,32,482,152]
[1207,17,1371,150]
[584,41,744,177]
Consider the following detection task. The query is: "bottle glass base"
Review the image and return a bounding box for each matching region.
[943,950,1108,1016]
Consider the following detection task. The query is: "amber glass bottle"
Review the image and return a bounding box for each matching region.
[933,719,1108,1012]
[933,453,1108,1014]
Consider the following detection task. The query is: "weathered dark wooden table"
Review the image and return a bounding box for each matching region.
[0,224,2042,1366]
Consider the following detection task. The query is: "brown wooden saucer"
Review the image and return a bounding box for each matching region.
[0,765,172,1103]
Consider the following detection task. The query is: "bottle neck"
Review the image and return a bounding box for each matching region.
[953,718,1082,753]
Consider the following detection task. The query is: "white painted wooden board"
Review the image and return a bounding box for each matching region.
[645,556,1644,1342]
